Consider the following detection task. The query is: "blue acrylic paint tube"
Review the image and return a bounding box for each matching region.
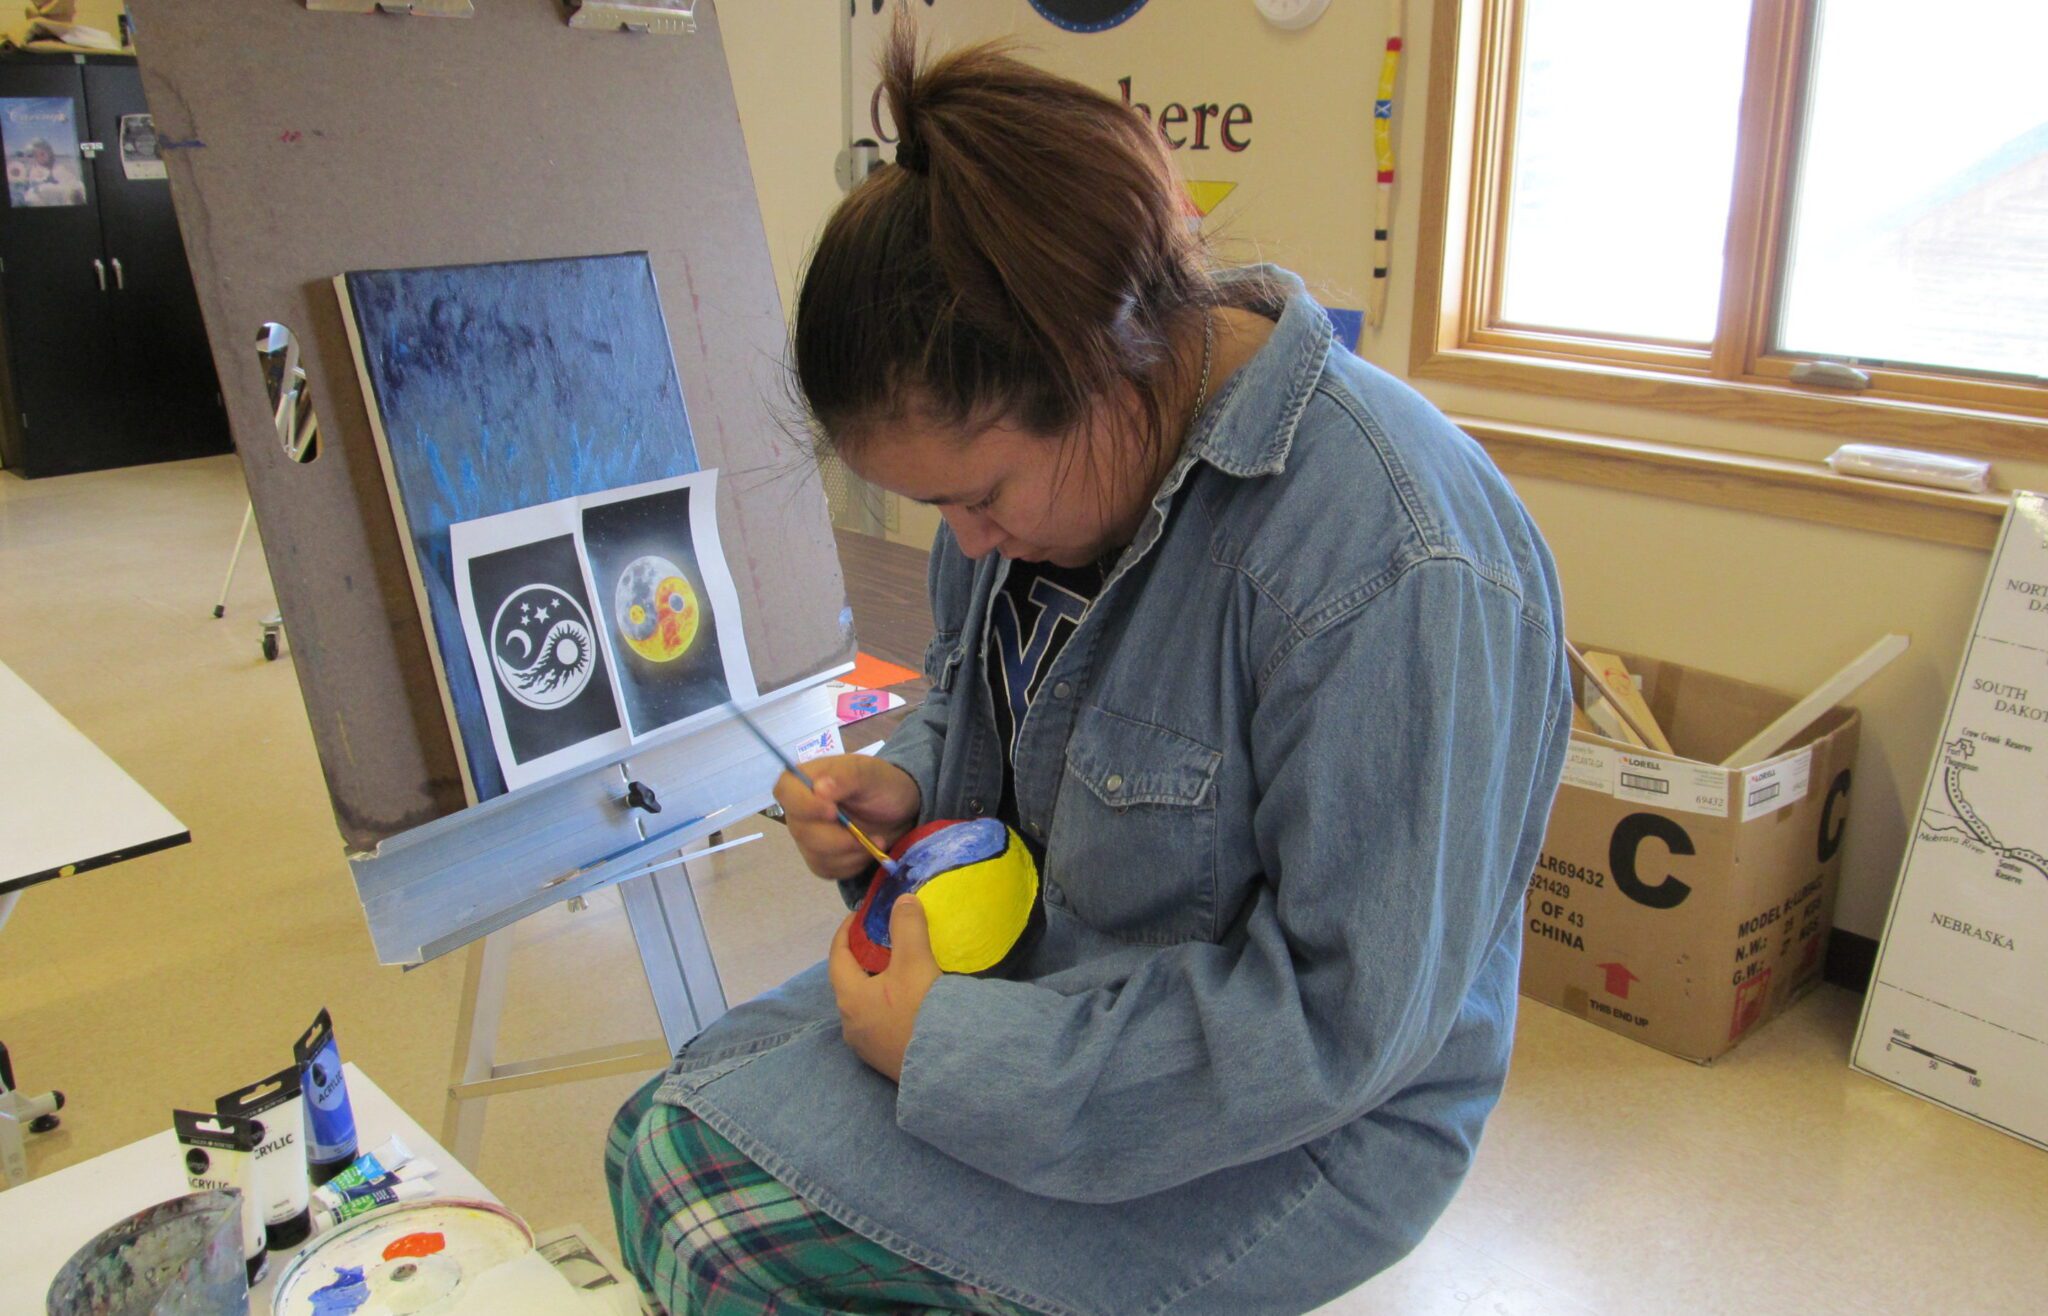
[295,1007,359,1186]
[317,1133,413,1195]
[174,1109,269,1285]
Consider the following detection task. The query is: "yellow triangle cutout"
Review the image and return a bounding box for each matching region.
[1185,179,1238,218]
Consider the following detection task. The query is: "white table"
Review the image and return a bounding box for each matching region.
[2,656,194,1187]
[0,1063,498,1314]
[1,656,189,895]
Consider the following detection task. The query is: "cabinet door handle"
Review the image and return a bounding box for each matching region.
[93,258,106,292]
[111,258,124,291]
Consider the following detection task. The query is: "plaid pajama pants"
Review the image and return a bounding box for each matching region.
[606,1075,1038,1315]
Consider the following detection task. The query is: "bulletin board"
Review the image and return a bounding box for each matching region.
[125,0,851,852]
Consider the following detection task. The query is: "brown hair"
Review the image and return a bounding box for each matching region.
[793,12,1239,480]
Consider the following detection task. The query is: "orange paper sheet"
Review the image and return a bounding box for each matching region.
[844,652,920,689]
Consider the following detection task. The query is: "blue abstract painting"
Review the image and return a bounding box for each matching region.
[340,253,699,800]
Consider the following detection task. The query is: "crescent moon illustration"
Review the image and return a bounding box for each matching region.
[506,629,532,659]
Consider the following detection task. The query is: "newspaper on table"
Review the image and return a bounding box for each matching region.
[535,1225,645,1316]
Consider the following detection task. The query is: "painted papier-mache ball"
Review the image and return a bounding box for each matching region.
[848,818,1044,976]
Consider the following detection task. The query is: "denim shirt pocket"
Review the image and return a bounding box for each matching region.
[1051,704,1223,945]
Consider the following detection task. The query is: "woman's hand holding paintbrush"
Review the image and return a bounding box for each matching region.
[771,753,921,880]
[727,701,917,878]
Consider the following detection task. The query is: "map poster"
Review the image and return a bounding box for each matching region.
[1855,492,2048,1148]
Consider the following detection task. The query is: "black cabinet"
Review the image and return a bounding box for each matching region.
[0,55,228,478]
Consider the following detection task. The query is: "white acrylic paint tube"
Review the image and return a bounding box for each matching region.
[173,1109,269,1285]
[310,1158,436,1214]
[317,1133,413,1195]
[216,1066,311,1250]
[309,1175,434,1231]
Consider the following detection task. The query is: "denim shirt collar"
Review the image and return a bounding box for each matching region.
[1182,264,1332,481]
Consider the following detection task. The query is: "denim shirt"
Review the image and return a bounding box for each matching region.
[658,268,1572,1316]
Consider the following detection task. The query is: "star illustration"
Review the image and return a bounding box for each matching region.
[534,604,552,622]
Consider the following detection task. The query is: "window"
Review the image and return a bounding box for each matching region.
[1416,0,2048,457]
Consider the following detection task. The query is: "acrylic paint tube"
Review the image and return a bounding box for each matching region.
[310,1158,436,1214]
[294,1007,359,1186]
[318,1133,413,1195]
[216,1066,311,1250]
[173,1109,269,1285]
[309,1176,434,1231]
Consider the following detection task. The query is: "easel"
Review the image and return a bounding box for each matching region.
[441,835,721,1167]
[128,0,857,1166]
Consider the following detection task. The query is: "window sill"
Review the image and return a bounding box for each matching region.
[1415,347,2048,464]
[1456,415,2011,551]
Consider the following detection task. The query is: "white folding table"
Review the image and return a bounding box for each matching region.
[1,655,190,1185]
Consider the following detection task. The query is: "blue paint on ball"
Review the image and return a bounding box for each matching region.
[862,818,1008,948]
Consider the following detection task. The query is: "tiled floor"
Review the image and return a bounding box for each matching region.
[3,456,2045,1314]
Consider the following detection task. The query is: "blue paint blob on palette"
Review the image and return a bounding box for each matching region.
[308,1264,368,1315]
[340,254,699,800]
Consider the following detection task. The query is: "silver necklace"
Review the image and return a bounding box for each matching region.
[1193,310,1215,420]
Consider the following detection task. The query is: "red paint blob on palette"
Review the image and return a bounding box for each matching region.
[382,1231,446,1261]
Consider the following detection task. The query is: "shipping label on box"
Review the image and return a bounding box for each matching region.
[1520,648,1860,1062]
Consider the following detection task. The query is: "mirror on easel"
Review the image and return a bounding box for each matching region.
[255,323,320,464]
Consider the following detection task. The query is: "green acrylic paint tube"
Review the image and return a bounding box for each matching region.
[310,1158,436,1214]
[216,1066,310,1250]
[317,1133,412,1194]
[173,1108,268,1285]
[309,1176,434,1231]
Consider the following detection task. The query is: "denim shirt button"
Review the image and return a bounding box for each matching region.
[1052,680,1072,700]
[968,797,985,816]
[1104,773,1124,793]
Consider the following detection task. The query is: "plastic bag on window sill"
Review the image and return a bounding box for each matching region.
[1825,443,1993,494]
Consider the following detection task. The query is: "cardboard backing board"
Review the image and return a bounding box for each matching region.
[126,0,851,849]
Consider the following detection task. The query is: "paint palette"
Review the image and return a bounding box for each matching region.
[271,1199,532,1316]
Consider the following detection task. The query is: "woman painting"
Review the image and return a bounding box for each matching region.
[608,20,1571,1316]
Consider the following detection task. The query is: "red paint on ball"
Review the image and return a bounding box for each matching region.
[383,1231,447,1261]
[848,820,956,974]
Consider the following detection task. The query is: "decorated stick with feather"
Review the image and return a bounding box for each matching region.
[1368,3,1405,329]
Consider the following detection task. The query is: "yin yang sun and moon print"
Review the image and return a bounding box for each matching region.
[464,533,622,766]
[580,482,733,737]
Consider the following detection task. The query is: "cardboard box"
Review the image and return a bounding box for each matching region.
[1521,646,1861,1062]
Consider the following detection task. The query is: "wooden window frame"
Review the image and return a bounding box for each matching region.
[1412,0,2048,462]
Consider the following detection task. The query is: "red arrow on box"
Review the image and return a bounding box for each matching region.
[1595,962,1640,999]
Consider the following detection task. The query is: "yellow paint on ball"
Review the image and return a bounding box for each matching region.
[915,836,1040,975]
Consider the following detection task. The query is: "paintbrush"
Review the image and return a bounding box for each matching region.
[727,701,901,876]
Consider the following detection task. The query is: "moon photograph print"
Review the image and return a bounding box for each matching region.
[580,480,734,737]
[615,557,700,664]
[462,533,621,767]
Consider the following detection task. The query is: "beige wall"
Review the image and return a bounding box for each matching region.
[718,0,2046,940]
